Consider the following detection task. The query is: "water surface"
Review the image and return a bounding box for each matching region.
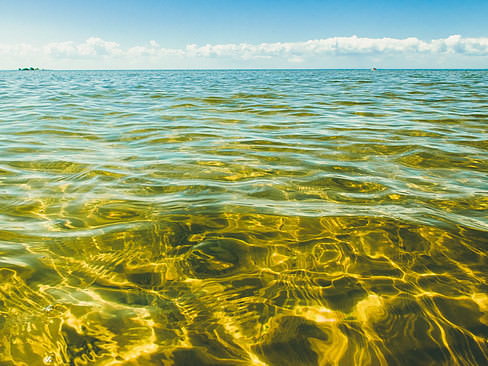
[0,70,487,365]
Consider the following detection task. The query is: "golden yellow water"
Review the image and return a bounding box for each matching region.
[0,70,487,365]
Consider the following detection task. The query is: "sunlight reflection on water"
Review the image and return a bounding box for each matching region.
[0,70,487,365]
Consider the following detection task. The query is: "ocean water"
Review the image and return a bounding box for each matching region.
[0,69,487,365]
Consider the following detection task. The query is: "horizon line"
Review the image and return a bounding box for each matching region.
[3,68,488,71]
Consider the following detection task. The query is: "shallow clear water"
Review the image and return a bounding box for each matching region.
[0,70,487,365]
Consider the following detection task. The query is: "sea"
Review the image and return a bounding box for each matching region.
[0,69,487,365]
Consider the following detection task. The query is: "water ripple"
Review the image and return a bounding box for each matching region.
[0,70,487,365]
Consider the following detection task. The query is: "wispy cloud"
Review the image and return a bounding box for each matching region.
[1,35,487,69]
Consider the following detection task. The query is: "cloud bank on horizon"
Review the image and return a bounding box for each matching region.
[2,35,488,69]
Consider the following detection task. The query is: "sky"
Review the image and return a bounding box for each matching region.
[1,0,487,69]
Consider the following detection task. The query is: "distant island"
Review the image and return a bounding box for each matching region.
[18,67,40,71]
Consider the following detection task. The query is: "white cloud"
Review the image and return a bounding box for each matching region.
[0,43,38,57]
[1,35,487,69]
[179,35,488,58]
[128,41,184,58]
[44,41,77,58]
[78,37,121,57]
[44,37,121,58]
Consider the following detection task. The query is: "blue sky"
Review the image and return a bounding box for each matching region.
[1,0,487,69]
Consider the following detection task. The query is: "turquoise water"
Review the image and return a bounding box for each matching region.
[0,70,487,365]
